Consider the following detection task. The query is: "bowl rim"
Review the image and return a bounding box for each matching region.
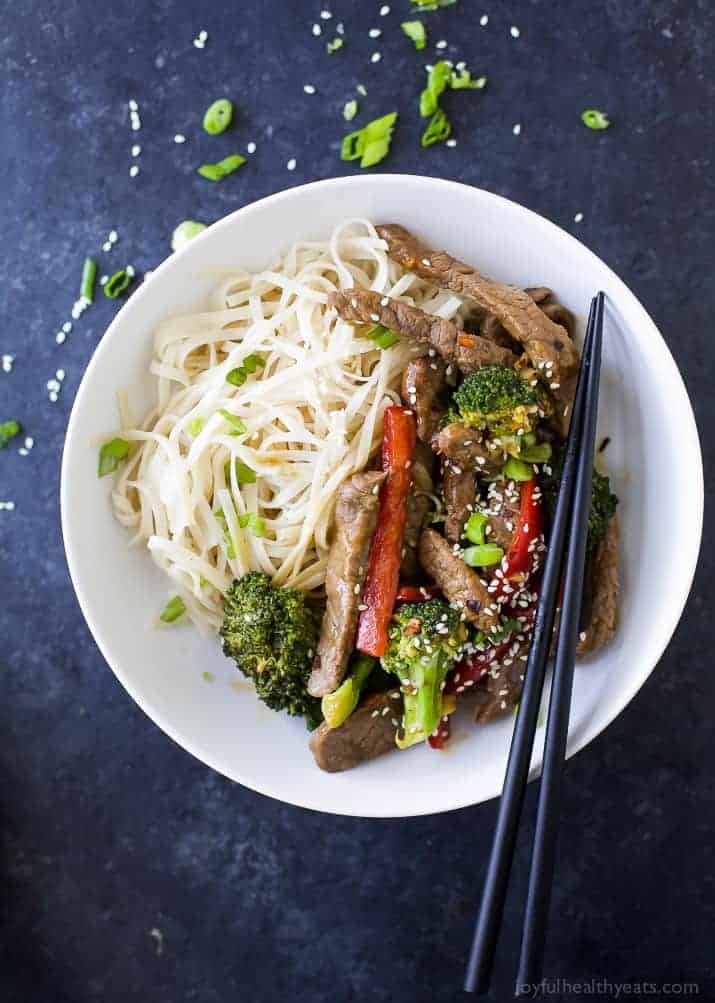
[61,174,704,816]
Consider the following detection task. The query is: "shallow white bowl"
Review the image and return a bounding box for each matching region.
[61,175,703,817]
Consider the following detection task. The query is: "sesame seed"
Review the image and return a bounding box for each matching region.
[579,631,587,642]
[129,165,139,177]
[247,142,256,154]
[125,265,135,277]
[379,4,390,15]
[49,391,58,403]
[56,369,65,381]
[513,123,522,136]
[174,134,186,144]
[303,84,316,94]
[371,709,380,718]
[336,21,345,35]
[371,51,381,63]
[550,381,560,390]
[369,28,382,38]
[436,39,448,49]
[480,14,488,26]
[312,23,322,35]
[353,583,361,595]
[510,25,520,38]
[446,138,457,148]
[574,212,584,223]
[55,332,66,345]
[0,501,16,511]
[128,99,138,111]
[198,29,208,41]
[320,9,332,18]
[100,275,108,286]
[102,242,111,252]
[287,158,297,171]
[131,144,141,156]
[421,257,431,267]
[108,230,118,244]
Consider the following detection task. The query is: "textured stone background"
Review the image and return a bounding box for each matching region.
[1,2,713,1001]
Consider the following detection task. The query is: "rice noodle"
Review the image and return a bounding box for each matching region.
[112,219,465,631]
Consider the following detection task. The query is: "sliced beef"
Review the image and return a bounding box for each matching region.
[418,528,498,631]
[443,465,476,544]
[376,224,580,434]
[401,491,433,580]
[525,286,552,304]
[329,289,515,374]
[309,689,403,772]
[577,515,619,655]
[433,422,503,475]
[473,636,530,723]
[485,480,521,551]
[541,302,575,339]
[402,356,447,442]
[308,471,385,697]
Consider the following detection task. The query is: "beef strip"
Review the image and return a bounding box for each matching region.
[401,491,433,580]
[433,423,503,476]
[541,302,575,339]
[308,470,385,697]
[376,224,580,434]
[329,289,516,374]
[418,528,498,631]
[402,356,447,442]
[577,514,619,655]
[525,286,552,304]
[485,480,521,551]
[473,635,530,723]
[309,689,403,772]
[443,465,476,544]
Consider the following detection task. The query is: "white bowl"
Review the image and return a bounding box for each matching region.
[61,175,703,817]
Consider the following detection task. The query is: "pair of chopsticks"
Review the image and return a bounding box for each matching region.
[464,292,606,995]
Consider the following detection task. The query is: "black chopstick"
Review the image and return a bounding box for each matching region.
[464,292,606,995]
[516,292,604,990]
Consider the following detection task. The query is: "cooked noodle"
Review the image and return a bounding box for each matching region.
[112,219,466,632]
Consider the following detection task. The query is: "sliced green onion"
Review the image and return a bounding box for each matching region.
[197,154,246,181]
[202,671,214,682]
[465,511,489,545]
[420,61,452,117]
[226,354,264,387]
[401,20,427,49]
[463,544,504,567]
[518,441,552,464]
[160,595,186,623]
[238,512,266,537]
[0,420,21,449]
[411,0,457,8]
[503,456,534,482]
[104,270,133,299]
[98,437,130,477]
[326,37,343,54]
[233,460,257,484]
[581,109,610,130]
[203,98,233,135]
[241,354,265,374]
[187,417,204,437]
[226,367,247,387]
[80,257,97,302]
[343,99,359,122]
[218,409,247,435]
[450,68,486,90]
[421,107,451,147]
[171,220,207,252]
[340,112,397,168]
[365,325,400,349]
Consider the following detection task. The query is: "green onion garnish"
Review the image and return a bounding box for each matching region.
[234,460,257,484]
[80,257,97,303]
[160,595,186,623]
[341,112,397,168]
[503,457,534,482]
[420,61,452,117]
[581,109,610,130]
[463,544,504,567]
[422,108,451,147]
[202,671,214,682]
[226,367,247,388]
[343,99,359,122]
[197,154,246,181]
[203,98,233,135]
[464,511,489,545]
[98,437,130,477]
[326,38,343,54]
[0,420,21,449]
[187,417,204,437]
[216,510,237,558]
[366,325,400,349]
[450,68,487,90]
[104,270,133,299]
[218,409,247,435]
[226,354,265,387]
[411,0,457,7]
[401,20,427,49]
[171,220,207,252]
[238,512,266,537]
[241,354,265,374]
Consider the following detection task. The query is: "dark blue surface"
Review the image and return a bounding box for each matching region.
[2,3,713,1001]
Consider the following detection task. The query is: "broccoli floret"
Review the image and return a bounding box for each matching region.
[447,365,545,442]
[0,420,21,449]
[220,571,322,729]
[541,448,618,554]
[381,599,466,747]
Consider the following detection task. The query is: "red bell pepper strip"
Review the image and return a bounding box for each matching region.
[444,598,538,696]
[493,477,542,598]
[356,406,417,657]
[395,584,441,603]
[428,715,450,749]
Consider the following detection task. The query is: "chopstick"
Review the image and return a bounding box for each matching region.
[464,292,606,995]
